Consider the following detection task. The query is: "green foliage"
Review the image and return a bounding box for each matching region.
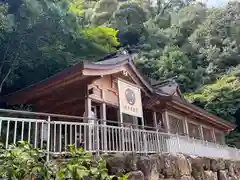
[82,26,120,52]
[91,0,118,26]
[67,0,85,17]
[185,67,240,123]
[0,142,128,180]
[56,145,124,180]
[0,0,112,94]
[0,141,53,179]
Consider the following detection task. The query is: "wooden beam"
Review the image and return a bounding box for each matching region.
[61,106,85,117]
[37,88,86,108]
[8,73,86,104]
[40,97,85,113]
[8,76,98,106]
[48,96,85,110]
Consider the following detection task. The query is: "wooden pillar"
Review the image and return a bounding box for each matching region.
[212,128,216,143]
[153,112,157,130]
[100,103,107,152]
[184,117,189,136]
[119,110,123,126]
[100,103,106,122]
[85,98,92,151]
[133,116,138,127]
[117,109,125,151]
[141,116,145,127]
[153,111,160,152]
[199,125,204,140]
[162,110,170,133]
[85,98,92,120]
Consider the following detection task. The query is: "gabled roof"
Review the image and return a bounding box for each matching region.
[82,53,153,93]
[2,52,152,104]
[152,78,182,97]
[171,96,235,130]
[149,80,234,131]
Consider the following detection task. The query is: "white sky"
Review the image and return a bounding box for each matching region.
[198,0,240,7]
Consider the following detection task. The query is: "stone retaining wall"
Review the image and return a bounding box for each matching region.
[104,153,240,180]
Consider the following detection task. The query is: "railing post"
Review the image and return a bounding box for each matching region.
[130,125,135,152]
[176,133,180,153]
[100,103,107,153]
[123,127,126,152]
[89,120,93,152]
[205,141,208,157]
[136,128,140,152]
[46,116,51,161]
[143,130,148,155]
[193,138,196,155]
[96,120,100,156]
[156,131,161,153]
[117,108,125,152]
[153,111,160,153]
[103,122,107,153]
[0,119,2,137]
[6,120,10,149]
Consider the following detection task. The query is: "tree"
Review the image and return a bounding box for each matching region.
[0,0,113,94]
[185,66,240,123]
[91,0,118,26]
[82,26,119,52]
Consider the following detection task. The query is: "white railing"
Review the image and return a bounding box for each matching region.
[0,109,239,160]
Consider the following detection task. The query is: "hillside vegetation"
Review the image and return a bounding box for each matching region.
[0,0,239,146]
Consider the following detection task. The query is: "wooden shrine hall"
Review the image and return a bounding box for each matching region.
[1,52,234,148]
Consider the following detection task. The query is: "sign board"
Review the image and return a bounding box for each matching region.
[117,79,143,118]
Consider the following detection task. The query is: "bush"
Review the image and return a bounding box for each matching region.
[0,142,128,180]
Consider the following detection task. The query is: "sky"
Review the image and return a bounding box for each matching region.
[199,0,239,7]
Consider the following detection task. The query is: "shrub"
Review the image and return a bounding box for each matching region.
[0,141,53,179]
[0,142,128,180]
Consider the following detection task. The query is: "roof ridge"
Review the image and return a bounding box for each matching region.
[96,49,130,63]
[152,77,178,87]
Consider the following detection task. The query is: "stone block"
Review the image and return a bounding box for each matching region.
[218,170,228,180]
[189,157,205,180]
[204,170,217,180]
[180,175,195,180]
[124,153,138,171]
[202,157,211,170]
[104,153,240,180]
[105,154,125,175]
[127,171,144,180]
[160,154,180,178]
[176,154,192,176]
[210,159,225,172]
[149,165,160,180]
[136,155,152,178]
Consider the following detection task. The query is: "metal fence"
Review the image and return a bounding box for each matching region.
[0,109,239,160]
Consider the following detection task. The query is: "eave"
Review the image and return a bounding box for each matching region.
[82,58,153,94]
[171,96,235,131]
[146,92,235,132]
[1,54,153,105]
